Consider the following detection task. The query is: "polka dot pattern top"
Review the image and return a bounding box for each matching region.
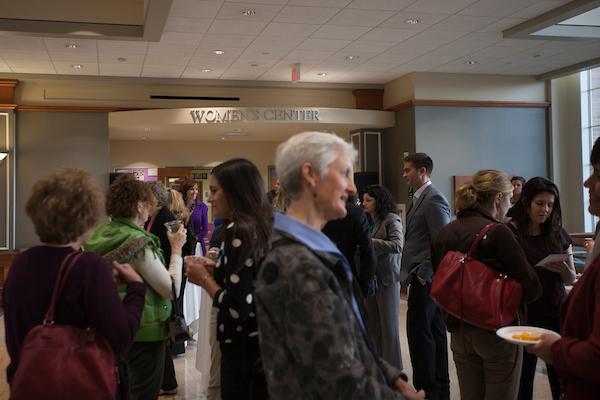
[212,222,259,343]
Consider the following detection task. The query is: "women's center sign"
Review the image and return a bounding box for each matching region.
[190,108,321,124]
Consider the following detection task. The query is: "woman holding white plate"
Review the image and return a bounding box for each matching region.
[529,139,600,400]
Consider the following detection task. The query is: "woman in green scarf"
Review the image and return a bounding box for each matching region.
[84,174,186,400]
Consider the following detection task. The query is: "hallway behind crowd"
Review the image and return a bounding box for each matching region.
[2,130,599,400]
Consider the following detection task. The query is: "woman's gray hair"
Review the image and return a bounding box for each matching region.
[276,131,357,200]
[149,181,169,207]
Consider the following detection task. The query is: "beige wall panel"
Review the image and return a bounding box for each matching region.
[383,74,415,110]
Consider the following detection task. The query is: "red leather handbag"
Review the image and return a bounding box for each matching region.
[10,251,118,400]
[431,223,522,331]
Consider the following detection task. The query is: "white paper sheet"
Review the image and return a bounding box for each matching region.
[535,253,569,267]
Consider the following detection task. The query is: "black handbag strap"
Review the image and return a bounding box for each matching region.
[466,223,495,258]
[171,282,182,317]
[44,251,85,325]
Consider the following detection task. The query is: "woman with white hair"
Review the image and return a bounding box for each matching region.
[255,131,423,400]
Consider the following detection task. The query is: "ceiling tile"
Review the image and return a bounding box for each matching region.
[257,68,293,81]
[7,61,55,74]
[169,0,223,19]
[430,15,498,32]
[478,17,526,33]
[160,31,204,45]
[187,57,234,68]
[193,46,245,59]
[147,43,197,56]
[458,0,539,17]
[144,54,192,66]
[327,9,397,27]
[347,0,414,11]
[297,38,352,52]
[48,52,98,62]
[44,38,97,53]
[274,6,341,24]
[215,2,283,21]
[164,17,212,33]
[499,38,546,48]
[229,58,277,69]
[142,65,186,78]
[403,0,479,14]
[403,30,468,46]
[250,35,304,48]
[288,0,351,7]
[381,12,450,30]
[0,59,11,72]
[225,0,287,4]
[324,51,375,65]
[98,41,148,55]
[359,28,419,42]
[261,22,320,37]
[466,45,528,61]
[311,25,371,40]
[283,50,334,62]
[239,46,289,59]
[510,1,570,19]
[221,68,268,80]
[409,54,460,66]
[99,63,142,77]
[351,62,396,72]
[1,51,51,61]
[181,66,226,79]
[53,61,99,76]
[341,40,396,53]
[201,34,255,48]
[99,53,145,64]
[0,36,46,51]
[208,19,268,35]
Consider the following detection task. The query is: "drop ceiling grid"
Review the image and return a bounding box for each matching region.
[0,0,594,82]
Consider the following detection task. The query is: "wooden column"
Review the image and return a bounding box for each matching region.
[0,79,18,106]
[352,89,384,110]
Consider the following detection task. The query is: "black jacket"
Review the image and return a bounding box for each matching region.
[322,201,377,297]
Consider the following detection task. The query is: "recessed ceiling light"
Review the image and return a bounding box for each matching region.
[261,52,270,56]
[404,18,420,25]
[201,68,212,72]
[250,63,259,67]
[317,72,328,77]
[241,9,256,16]
[65,43,78,49]
[213,50,225,55]
[466,60,477,65]
[117,57,127,62]
[345,55,358,61]
[71,64,82,69]
[532,53,542,58]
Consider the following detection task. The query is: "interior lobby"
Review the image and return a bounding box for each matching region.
[1,0,600,399]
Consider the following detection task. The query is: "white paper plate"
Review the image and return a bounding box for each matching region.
[496,326,560,346]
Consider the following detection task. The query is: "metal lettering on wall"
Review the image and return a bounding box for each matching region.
[190,109,321,123]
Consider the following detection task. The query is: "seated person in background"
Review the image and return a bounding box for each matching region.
[255,131,423,400]
[4,168,146,399]
[506,175,526,220]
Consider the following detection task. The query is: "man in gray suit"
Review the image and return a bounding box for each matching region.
[400,153,450,400]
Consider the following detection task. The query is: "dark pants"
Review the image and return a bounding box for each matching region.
[220,338,268,400]
[162,346,178,391]
[125,341,166,400]
[407,279,450,400]
[519,348,561,400]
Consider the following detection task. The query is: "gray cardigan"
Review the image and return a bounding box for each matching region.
[255,230,409,399]
[371,212,404,286]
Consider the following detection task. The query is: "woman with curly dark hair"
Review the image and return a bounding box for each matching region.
[508,177,575,400]
[362,184,404,370]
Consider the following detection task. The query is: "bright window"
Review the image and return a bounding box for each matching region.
[581,68,600,231]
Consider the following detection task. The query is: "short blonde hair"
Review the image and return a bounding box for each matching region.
[455,169,513,213]
[26,168,104,244]
[168,189,188,223]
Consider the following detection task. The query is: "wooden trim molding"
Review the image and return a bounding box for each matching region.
[0,104,17,110]
[0,79,18,104]
[17,105,140,113]
[386,99,551,111]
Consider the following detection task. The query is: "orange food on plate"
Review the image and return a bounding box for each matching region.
[511,332,542,341]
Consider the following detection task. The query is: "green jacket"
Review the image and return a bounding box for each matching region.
[84,217,172,341]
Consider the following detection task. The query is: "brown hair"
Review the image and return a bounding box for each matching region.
[26,168,104,244]
[105,174,156,219]
[403,153,433,175]
[177,178,198,206]
[455,169,513,213]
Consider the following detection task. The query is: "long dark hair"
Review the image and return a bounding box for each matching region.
[365,184,397,221]
[212,158,273,270]
[511,177,563,250]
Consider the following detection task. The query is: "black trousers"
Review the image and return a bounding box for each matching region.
[407,279,450,400]
[220,338,268,400]
[518,342,561,400]
[125,341,166,400]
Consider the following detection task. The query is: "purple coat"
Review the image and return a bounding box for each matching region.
[191,200,209,254]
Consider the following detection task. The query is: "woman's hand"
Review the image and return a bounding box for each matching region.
[184,256,220,298]
[526,333,560,364]
[542,253,576,284]
[393,377,425,399]
[167,224,187,255]
[112,261,143,285]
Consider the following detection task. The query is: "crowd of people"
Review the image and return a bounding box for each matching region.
[3,131,600,400]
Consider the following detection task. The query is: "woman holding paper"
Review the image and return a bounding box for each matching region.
[508,177,575,400]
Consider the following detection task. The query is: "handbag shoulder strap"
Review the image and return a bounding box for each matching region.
[44,251,85,325]
[171,282,182,317]
[466,223,495,258]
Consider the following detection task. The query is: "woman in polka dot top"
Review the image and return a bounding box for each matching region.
[186,158,273,400]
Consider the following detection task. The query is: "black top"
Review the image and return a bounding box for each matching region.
[322,201,376,297]
[145,206,176,263]
[212,222,259,344]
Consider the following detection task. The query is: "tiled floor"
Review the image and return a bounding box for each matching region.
[0,300,554,400]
